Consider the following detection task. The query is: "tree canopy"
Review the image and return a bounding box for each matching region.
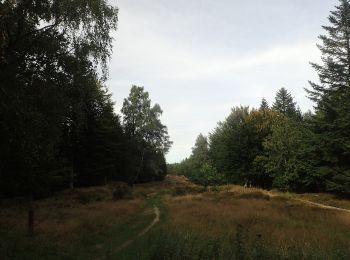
[0,1,171,198]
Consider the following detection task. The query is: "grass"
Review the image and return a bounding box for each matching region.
[0,185,148,259]
[275,191,350,210]
[162,192,350,259]
[1,175,350,259]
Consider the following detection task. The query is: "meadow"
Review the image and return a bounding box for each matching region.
[0,175,349,259]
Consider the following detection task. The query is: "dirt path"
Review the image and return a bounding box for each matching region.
[114,205,160,252]
[267,191,350,214]
[294,198,350,214]
[95,205,160,260]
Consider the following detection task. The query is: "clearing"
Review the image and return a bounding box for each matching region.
[0,175,349,259]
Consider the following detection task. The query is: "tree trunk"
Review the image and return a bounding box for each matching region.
[69,168,74,190]
[28,200,34,237]
[131,148,145,185]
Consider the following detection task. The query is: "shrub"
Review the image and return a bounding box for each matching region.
[112,183,133,200]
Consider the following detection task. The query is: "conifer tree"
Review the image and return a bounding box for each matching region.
[307,0,350,194]
[272,88,301,120]
[259,98,269,110]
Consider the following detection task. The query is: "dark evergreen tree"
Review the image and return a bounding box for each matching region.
[259,98,269,110]
[0,0,117,197]
[272,88,301,120]
[0,0,119,236]
[307,0,350,194]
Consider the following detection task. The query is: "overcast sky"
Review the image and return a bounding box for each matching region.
[107,0,336,163]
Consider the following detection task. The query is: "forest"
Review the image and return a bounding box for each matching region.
[0,0,350,259]
[0,0,171,199]
[170,3,350,195]
[2,0,349,199]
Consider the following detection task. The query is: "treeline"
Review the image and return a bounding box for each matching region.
[0,1,171,198]
[171,0,350,195]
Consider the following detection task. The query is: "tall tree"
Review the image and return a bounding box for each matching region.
[121,86,171,184]
[209,106,251,183]
[272,88,301,120]
[261,116,320,191]
[0,0,118,235]
[0,0,118,195]
[259,98,269,110]
[307,0,350,194]
[191,134,210,164]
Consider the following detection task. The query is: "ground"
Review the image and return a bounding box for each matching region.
[0,175,349,259]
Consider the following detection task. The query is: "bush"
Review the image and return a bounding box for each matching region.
[112,183,133,200]
[194,162,225,187]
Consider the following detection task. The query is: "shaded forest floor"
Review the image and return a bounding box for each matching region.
[1,175,349,259]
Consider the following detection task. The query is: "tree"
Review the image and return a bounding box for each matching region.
[121,86,171,184]
[272,88,301,120]
[198,162,224,188]
[0,0,118,193]
[244,109,278,188]
[261,116,320,191]
[0,0,118,235]
[182,134,210,181]
[259,98,269,111]
[191,134,210,165]
[307,0,350,194]
[209,106,250,183]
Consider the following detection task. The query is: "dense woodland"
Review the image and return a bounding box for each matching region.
[0,0,171,198]
[1,0,350,200]
[170,0,350,195]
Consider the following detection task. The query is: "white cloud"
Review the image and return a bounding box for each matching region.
[107,0,330,163]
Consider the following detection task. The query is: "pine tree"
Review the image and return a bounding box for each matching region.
[307,0,350,194]
[272,87,301,120]
[259,98,269,110]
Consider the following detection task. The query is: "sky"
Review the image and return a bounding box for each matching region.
[107,0,336,163]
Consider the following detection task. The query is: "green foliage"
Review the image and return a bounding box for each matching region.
[122,86,172,153]
[0,1,171,197]
[198,162,224,187]
[209,107,277,188]
[171,134,223,187]
[121,86,171,184]
[209,106,251,183]
[259,98,269,110]
[272,87,302,120]
[262,116,305,191]
[0,0,118,197]
[306,0,350,194]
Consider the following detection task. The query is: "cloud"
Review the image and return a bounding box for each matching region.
[107,0,329,163]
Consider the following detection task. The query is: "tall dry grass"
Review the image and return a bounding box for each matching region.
[165,187,350,257]
[0,186,144,241]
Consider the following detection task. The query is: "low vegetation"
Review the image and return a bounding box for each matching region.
[1,175,349,259]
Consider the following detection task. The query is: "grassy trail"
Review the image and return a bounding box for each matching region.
[1,176,349,259]
[97,200,161,259]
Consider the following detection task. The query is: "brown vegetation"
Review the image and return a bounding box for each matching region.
[0,186,144,241]
[165,185,350,255]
